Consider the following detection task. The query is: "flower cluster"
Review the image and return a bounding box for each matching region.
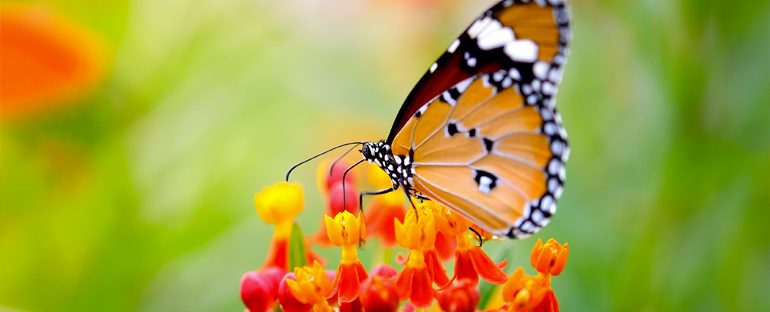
[240,162,570,311]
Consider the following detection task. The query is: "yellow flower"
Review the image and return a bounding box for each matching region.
[431,202,470,237]
[394,203,436,251]
[324,211,369,303]
[393,204,450,308]
[324,211,366,248]
[285,261,333,310]
[254,182,303,238]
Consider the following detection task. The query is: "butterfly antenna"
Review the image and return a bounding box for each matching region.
[341,158,366,212]
[285,142,363,181]
[329,143,360,177]
[469,227,484,247]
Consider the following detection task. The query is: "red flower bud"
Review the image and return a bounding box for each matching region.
[370,264,397,279]
[359,265,399,312]
[328,182,359,215]
[436,278,479,312]
[240,268,284,312]
[318,160,356,193]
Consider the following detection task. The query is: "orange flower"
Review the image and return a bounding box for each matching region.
[325,211,368,303]
[501,268,550,312]
[0,4,106,120]
[530,239,569,276]
[433,203,507,285]
[498,238,569,312]
[393,204,448,308]
[281,261,334,312]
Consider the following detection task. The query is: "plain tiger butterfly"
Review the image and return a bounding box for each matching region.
[287,0,570,239]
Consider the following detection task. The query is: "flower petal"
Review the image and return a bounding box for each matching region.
[324,215,343,245]
[395,267,415,300]
[551,244,569,276]
[262,238,288,270]
[409,268,435,308]
[469,246,508,284]
[335,263,364,303]
[530,238,543,269]
[425,249,450,287]
[454,250,478,285]
[532,289,559,312]
[434,231,457,261]
[278,273,312,312]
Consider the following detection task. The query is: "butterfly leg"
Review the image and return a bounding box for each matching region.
[341,159,366,212]
[358,187,396,215]
[403,188,419,218]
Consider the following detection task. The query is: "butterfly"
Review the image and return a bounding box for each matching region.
[288,0,570,239]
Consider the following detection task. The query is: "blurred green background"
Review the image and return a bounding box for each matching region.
[1,0,768,311]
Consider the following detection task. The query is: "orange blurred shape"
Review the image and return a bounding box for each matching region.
[1,4,106,120]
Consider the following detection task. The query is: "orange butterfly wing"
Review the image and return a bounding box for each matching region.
[391,74,567,238]
[387,0,570,142]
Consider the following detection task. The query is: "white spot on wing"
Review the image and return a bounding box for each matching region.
[533,62,549,79]
[542,81,556,95]
[455,79,472,92]
[531,210,544,225]
[548,177,559,192]
[467,57,477,67]
[468,17,492,38]
[448,39,460,53]
[478,20,503,39]
[544,122,557,135]
[509,68,521,80]
[478,27,515,50]
[478,176,493,193]
[442,91,457,105]
[429,63,438,73]
[541,195,554,213]
[504,40,538,62]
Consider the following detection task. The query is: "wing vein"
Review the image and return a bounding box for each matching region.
[414,177,499,226]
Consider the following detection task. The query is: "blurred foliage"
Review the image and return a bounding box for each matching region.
[1,0,768,311]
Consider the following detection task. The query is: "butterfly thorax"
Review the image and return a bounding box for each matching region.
[361,141,415,192]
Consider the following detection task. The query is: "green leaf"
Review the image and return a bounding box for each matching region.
[287,222,308,270]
